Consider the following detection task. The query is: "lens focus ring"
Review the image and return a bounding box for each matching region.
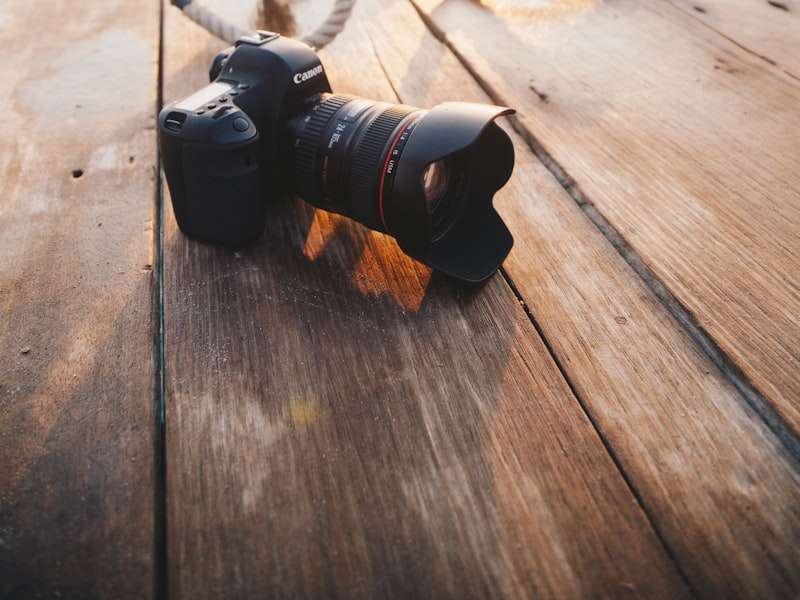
[349,105,417,229]
[294,94,356,203]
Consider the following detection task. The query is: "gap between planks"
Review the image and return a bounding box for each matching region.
[160,2,695,596]
[408,0,800,461]
[154,1,168,598]
[498,267,696,590]
[161,1,800,596]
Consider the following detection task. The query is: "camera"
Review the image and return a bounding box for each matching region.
[159,31,515,282]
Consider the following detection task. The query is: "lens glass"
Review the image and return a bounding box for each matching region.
[423,160,449,210]
[422,156,463,240]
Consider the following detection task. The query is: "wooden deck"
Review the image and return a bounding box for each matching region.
[1,0,798,597]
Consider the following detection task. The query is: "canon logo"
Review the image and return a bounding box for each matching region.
[293,65,324,84]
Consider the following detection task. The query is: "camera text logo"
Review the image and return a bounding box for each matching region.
[293,65,324,85]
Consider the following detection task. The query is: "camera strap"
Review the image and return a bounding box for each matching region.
[171,0,358,49]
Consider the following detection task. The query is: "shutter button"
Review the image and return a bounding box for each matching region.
[232,117,250,132]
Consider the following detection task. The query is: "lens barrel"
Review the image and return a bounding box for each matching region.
[290,94,420,233]
[286,93,515,282]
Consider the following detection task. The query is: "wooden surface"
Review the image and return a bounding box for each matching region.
[414,0,800,444]
[670,0,800,75]
[0,0,161,597]
[161,5,688,598]
[2,0,799,597]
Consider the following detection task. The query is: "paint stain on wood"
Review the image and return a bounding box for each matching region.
[530,83,550,103]
[767,0,789,10]
[714,57,741,74]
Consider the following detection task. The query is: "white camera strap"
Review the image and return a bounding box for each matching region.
[172,0,358,49]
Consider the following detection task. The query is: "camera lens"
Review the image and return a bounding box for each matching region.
[285,93,515,282]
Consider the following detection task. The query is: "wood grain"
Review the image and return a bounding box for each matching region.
[669,0,800,77]
[161,1,690,597]
[341,0,800,597]
[0,0,160,597]
[413,0,800,445]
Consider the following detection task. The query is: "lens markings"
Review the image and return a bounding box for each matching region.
[378,116,421,233]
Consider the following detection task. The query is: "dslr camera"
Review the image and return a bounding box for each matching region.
[159,31,515,282]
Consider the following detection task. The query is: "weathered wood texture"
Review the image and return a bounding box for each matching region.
[343,1,800,596]
[414,0,800,444]
[0,0,160,597]
[3,0,797,596]
[161,0,800,597]
[161,2,691,598]
[670,0,800,77]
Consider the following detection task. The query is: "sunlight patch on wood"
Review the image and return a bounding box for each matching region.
[301,207,335,263]
[351,234,431,313]
[479,0,601,18]
[303,209,431,312]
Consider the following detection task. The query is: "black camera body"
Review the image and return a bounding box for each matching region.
[159,32,331,244]
[159,32,515,282]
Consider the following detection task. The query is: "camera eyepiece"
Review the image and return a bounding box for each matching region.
[286,94,515,282]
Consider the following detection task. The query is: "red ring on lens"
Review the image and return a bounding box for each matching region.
[378,118,418,234]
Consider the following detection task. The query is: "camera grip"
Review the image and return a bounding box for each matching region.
[159,106,265,244]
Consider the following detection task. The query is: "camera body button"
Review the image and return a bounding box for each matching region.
[233,117,250,132]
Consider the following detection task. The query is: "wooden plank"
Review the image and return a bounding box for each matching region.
[161,1,690,597]
[413,0,800,446]
[354,0,800,597]
[0,0,160,597]
[669,0,800,77]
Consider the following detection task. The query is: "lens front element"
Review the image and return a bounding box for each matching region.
[422,156,464,242]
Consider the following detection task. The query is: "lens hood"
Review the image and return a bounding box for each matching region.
[382,103,515,282]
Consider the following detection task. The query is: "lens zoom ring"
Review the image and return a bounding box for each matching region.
[295,94,356,200]
[350,106,416,228]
